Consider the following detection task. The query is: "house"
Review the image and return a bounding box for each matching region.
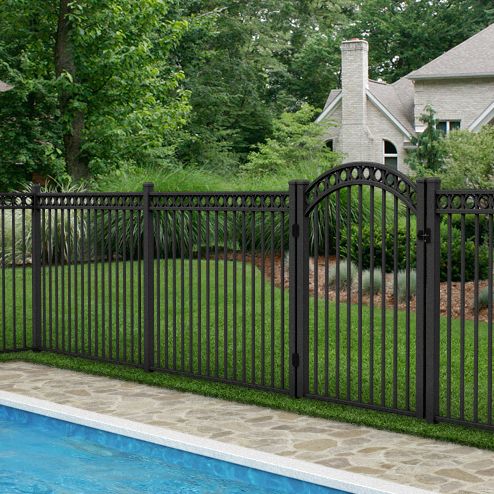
[317,23,494,172]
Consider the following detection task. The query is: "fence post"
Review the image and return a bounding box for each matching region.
[415,178,441,422]
[31,184,42,352]
[289,180,310,398]
[143,183,155,371]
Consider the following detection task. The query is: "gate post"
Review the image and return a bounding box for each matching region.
[143,183,155,371]
[289,180,310,398]
[31,184,42,351]
[415,178,441,422]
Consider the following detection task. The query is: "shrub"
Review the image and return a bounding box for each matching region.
[439,125,494,189]
[449,214,490,245]
[438,222,490,282]
[327,259,355,290]
[476,286,493,311]
[340,216,417,273]
[361,269,383,295]
[395,270,416,303]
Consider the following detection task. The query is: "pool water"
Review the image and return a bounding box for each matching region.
[0,405,344,494]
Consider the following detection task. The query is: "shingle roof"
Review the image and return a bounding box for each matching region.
[368,78,415,135]
[318,79,415,135]
[323,89,341,110]
[408,23,494,80]
[0,81,12,92]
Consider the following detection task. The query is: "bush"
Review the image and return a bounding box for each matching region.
[439,125,494,189]
[449,214,490,245]
[327,259,355,290]
[361,269,383,294]
[395,270,416,303]
[439,222,490,282]
[476,286,493,311]
[340,217,417,273]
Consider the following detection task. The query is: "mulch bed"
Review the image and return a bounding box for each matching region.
[220,251,490,323]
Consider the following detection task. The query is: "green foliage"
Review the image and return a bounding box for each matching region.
[439,126,494,189]
[340,216,417,274]
[241,104,341,177]
[327,260,356,290]
[345,0,493,82]
[172,0,353,169]
[438,222,490,283]
[406,106,446,175]
[95,165,232,193]
[449,214,490,246]
[0,0,189,189]
[361,269,383,295]
[476,286,493,312]
[395,270,416,303]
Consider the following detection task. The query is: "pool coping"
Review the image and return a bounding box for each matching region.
[0,390,432,494]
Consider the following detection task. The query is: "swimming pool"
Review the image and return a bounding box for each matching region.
[0,391,428,494]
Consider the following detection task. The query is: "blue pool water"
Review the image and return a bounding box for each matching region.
[0,405,346,494]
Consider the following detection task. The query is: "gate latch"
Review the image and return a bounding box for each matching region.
[417,228,431,243]
[292,353,300,368]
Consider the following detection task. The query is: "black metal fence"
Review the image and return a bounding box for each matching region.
[1,162,493,432]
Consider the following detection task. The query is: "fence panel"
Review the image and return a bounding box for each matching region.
[436,191,494,430]
[302,163,418,415]
[3,167,494,433]
[0,193,33,352]
[150,192,291,392]
[38,193,146,366]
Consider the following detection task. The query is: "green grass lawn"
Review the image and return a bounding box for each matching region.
[1,259,493,449]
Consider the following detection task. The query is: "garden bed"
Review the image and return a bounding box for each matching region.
[220,252,491,323]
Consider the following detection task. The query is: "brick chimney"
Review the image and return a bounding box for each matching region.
[340,39,369,161]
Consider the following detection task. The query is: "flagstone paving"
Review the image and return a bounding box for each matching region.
[1,361,494,493]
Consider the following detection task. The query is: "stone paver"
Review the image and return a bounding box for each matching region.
[1,362,494,493]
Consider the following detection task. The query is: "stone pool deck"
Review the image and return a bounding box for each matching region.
[0,362,493,493]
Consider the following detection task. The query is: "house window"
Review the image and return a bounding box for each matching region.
[383,140,398,169]
[325,139,334,151]
[437,120,461,134]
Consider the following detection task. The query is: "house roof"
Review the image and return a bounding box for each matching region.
[0,81,12,92]
[318,78,415,137]
[368,79,415,135]
[408,23,494,80]
[323,89,342,110]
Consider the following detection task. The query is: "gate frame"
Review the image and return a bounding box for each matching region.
[289,180,310,398]
[289,162,441,419]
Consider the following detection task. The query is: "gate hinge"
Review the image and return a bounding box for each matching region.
[417,228,431,243]
[292,353,300,368]
[292,224,300,238]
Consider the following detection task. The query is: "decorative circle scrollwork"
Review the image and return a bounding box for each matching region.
[305,162,417,213]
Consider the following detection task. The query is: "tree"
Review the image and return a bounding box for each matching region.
[170,0,353,170]
[406,106,446,175]
[0,0,189,188]
[241,104,340,179]
[345,0,493,82]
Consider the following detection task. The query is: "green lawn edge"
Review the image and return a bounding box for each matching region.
[1,351,493,451]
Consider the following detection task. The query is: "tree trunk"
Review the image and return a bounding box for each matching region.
[55,0,88,180]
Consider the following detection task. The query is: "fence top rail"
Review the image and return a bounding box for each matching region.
[38,193,144,210]
[150,191,290,212]
[437,191,494,213]
[0,193,33,209]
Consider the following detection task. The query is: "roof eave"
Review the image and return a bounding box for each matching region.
[366,90,414,140]
[316,93,342,123]
[408,72,494,81]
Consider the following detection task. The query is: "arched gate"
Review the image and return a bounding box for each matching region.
[289,162,435,418]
